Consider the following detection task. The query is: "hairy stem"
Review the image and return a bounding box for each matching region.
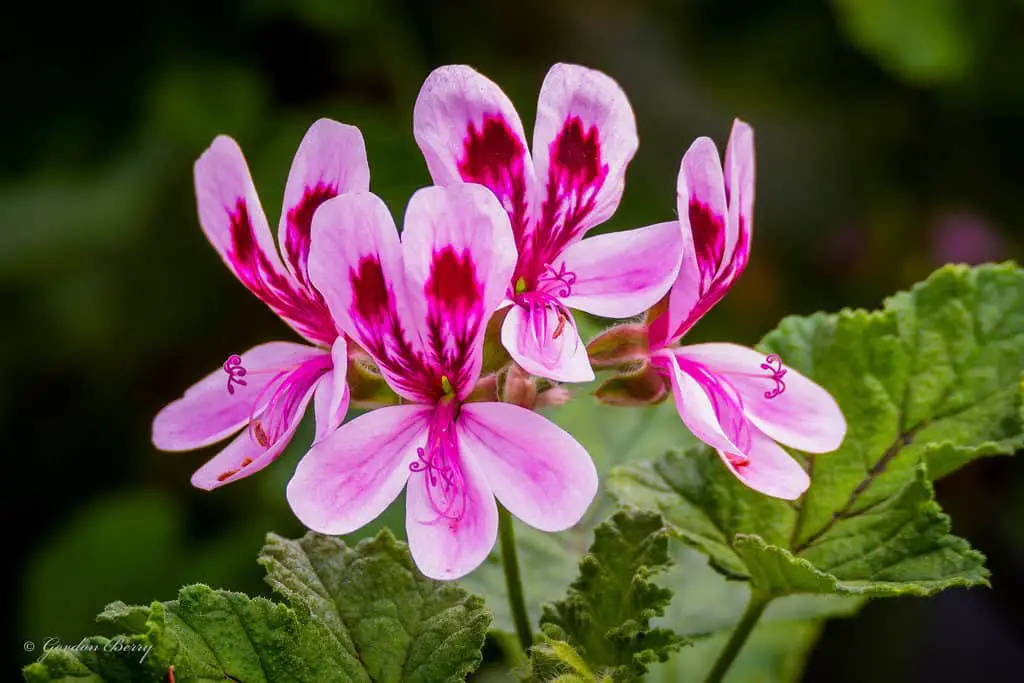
[703,590,772,683]
[498,504,533,653]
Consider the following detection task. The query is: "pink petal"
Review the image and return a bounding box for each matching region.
[678,343,846,453]
[308,192,427,401]
[557,221,682,318]
[501,304,595,383]
[287,405,430,535]
[652,349,746,455]
[406,433,498,580]
[278,119,370,289]
[400,185,517,398]
[724,119,755,263]
[313,337,351,443]
[152,342,324,451]
[459,403,597,532]
[414,65,536,245]
[530,63,637,255]
[716,427,810,500]
[194,136,335,345]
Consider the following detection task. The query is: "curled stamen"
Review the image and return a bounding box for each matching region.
[223,354,248,395]
[540,262,577,297]
[409,408,466,522]
[760,354,787,399]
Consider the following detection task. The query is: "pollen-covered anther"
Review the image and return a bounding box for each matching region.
[222,354,248,394]
[760,354,788,399]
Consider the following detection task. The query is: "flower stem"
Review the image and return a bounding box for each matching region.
[703,590,772,683]
[498,504,533,652]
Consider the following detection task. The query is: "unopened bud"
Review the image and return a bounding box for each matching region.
[536,385,571,408]
[586,323,650,369]
[347,352,399,407]
[595,362,668,407]
[501,364,538,409]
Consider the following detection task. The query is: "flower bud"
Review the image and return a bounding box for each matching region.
[595,362,668,407]
[586,323,650,369]
[501,364,538,409]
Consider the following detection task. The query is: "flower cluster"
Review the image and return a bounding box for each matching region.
[153,64,846,579]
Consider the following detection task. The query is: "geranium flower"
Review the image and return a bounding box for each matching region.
[593,120,846,499]
[152,120,367,489]
[287,184,598,579]
[413,63,682,383]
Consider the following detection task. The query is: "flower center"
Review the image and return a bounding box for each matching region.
[512,264,579,367]
[221,353,331,450]
[409,399,466,522]
[760,354,787,399]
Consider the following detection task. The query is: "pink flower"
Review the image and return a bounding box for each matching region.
[152,120,368,490]
[286,184,598,580]
[413,63,683,383]
[639,120,844,499]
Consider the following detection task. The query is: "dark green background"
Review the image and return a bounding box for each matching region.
[5,0,1023,679]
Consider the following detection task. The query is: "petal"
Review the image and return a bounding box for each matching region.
[459,403,597,532]
[717,428,810,500]
[501,304,595,383]
[308,192,426,401]
[652,349,746,455]
[414,65,536,244]
[152,341,324,451]
[724,119,755,265]
[530,63,637,254]
[313,337,351,443]
[557,221,682,318]
[279,119,371,289]
[678,343,846,453]
[287,405,430,535]
[400,184,517,398]
[194,136,335,344]
[406,435,498,580]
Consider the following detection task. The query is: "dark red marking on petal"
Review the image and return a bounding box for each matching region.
[458,114,531,245]
[518,116,609,285]
[217,468,240,482]
[284,182,338,287]
[421,247,485,396]
[553,117,602,186]
[689,200,726,292]
[426,247,481,313]
[225,198,337,345]
[351,256,391,323]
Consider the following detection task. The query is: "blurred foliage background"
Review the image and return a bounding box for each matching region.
[5,0,1024,680]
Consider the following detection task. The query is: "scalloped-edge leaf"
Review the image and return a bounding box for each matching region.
[535,509,687,682]
[24,530,492,683]
[609,263,1020,599]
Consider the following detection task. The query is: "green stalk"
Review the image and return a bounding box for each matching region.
[498,504,533,653]
[703,590,772,683]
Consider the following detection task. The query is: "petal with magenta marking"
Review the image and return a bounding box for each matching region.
[557,221,682,318]
[724,119,755,265]
[401,184,517,398]
[279,119,370,289]
[152,341,324,452]
[678,343,846,454]
[459,402,597,532]
[414,65,536,244]
[313,337,351,443]
[405,433,498,580]
[287,404,430,535]
[308,192,426,401]
[501,304,594,383]
[530,63,637,255]
[716,427,810,500]
[191,372,319,491]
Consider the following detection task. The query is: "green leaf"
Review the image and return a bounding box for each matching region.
[258,530,491,683]
[535,510,686,682]
[25,530,492,683]
[610,263,1024,598]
